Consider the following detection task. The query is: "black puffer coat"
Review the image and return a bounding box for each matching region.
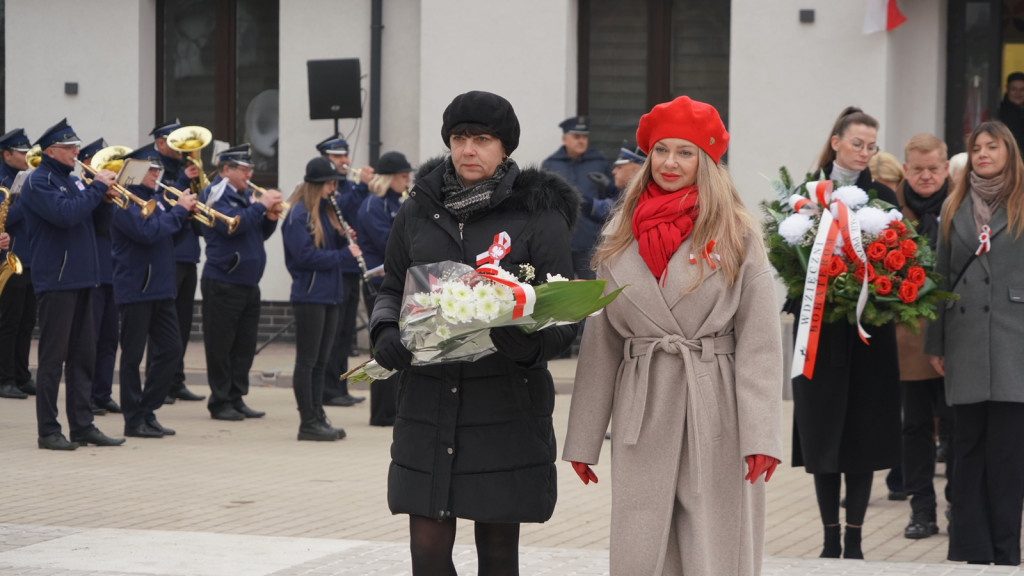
[370,157,579,523]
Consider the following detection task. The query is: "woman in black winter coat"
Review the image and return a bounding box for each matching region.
[789,106,902,560]
[368,90,578,575]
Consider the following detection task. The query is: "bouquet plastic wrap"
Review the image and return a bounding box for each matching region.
[344,258,623,384]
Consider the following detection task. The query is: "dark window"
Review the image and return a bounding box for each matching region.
[580,0,730,161]
[157,0,279,184]
[945,0,1002,153]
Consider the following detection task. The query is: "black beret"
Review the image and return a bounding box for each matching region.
[376,151,413,175]
[441,91,520,155]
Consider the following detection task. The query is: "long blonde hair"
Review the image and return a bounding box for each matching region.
[368,174,396,198]
[287,181,341,248]
[593,149,761,291]
[940,121,1024,240]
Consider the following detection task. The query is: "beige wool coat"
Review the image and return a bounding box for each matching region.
[562,234,784,576]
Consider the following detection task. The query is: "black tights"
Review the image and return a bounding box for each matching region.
[814,472,873,526]
[409,515,521,576]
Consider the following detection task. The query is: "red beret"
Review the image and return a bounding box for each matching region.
[635,96,729,165]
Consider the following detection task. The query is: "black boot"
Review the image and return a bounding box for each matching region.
[820,524,841,558]
[843,526,863,559]
[318,410,347,440]
[298,416,337,442]
[904,510,939,539]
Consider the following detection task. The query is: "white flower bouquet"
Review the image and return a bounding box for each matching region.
[343,259,623,384]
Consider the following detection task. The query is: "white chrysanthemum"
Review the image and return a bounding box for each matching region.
[491,266,519,282]
[887,209,904,223]
[447,282,474,301]
[854,206,891,236]
[434,323,451,341]
[831,186,869,210]
[453,300,475,323]
[412,292,434,308]
[777,213,815,246]
[430,292,443,307]
[473,284,497,301]
[492,284,513,301]
[545,273,570,282]
[475,298,502,322]
[439,296,459,322]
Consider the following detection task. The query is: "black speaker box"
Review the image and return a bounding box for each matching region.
[307,58,362,120]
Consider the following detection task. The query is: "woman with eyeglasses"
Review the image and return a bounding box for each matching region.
[788,107,902,559]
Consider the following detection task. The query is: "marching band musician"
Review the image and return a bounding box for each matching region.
[316,135,372,408]
[200,144,282,421]
[78,138,122,417]
[151,120,206,404]
[282,157,363,441]
[110,146,196,438]
[0,128,36,400]
[21,119,124,450]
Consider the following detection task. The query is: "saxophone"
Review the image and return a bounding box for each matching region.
[0,187,24,294]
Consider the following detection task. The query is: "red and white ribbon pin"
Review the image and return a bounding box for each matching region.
[976,225,991,256]
[476,231,511,266]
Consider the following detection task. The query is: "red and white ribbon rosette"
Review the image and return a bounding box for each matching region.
[791,181,872,380]
[473,231,536,319]
[976,225,991,256]
[476,231,512,266]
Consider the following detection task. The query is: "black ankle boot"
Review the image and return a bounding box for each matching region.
[298,417,337,442]
[843,526,863,559]
[820,524,841,558]
[317,410,347,440]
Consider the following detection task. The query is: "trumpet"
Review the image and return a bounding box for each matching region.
[166,126,212,196]
[246,180,289,215]
[157,182,239,234]
[76,158,156,218]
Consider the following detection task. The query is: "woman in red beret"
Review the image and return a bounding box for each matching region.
[562,95,784,575]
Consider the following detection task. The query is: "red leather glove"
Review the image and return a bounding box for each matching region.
[744,454,779,484]
[571,461,599,485]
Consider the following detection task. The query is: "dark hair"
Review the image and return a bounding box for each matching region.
[815,106,880,172]
[446,122,498,139]
[1008,72,1024,85]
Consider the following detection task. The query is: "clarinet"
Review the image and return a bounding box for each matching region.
[328,192,370,277]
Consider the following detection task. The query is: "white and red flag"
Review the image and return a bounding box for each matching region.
[863,0,907,34]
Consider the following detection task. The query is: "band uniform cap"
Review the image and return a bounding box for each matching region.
[559,116,590,135]
[77,138,107,162]
[34,118,81,149]
[150,119,181,139]
[304,157,344,183]
[376,151,413,175]
[316,135,349,156]
[614,146,647,166]
[441,90,521,154]
[217,143,253,167]
[636,96,729,165]
[124,143,163,169]
[0,128,32,152]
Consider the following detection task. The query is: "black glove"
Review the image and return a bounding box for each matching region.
[587,172,611,191]
[490,326,544,365]
[580,194,595,217]
[372,325,413,371]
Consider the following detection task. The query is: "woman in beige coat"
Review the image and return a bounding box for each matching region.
[562,96,784,575]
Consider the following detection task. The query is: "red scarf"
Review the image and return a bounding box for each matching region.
[631,182,699,282]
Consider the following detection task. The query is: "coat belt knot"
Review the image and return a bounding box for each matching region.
[621,333,736,494]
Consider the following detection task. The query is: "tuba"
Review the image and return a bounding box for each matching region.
[0,187,24,295]
[25,146,41,169]
[166,126,212,196]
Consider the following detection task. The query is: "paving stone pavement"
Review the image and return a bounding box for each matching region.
[0,341,1020,575]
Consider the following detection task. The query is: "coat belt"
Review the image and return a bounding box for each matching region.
[621,333,736,494]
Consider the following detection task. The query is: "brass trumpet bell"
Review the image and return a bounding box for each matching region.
[26,145,42,169]
[166,126,213,153]
[90,145,134,174]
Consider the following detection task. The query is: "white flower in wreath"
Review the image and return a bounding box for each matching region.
[853,206,891,236]
[831,185,869,210]
[777,213,815,246]
[888,208,904,223]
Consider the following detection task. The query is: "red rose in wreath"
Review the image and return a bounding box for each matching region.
[827,255,847,277]
[900,239,918,258]
[874,276,892,296]
[880,228,900,247]
[867,241,887,262]
[906,266,927,287]
[898,279,919,303]
[884,250,907,272]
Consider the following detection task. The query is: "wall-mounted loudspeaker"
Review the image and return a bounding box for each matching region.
[307,58,362,120]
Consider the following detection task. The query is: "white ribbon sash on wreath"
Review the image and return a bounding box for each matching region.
[790,181,872,380]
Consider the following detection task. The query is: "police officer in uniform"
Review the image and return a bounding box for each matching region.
[21,119,125,449]
[200,145,282,421]
[76,138,122,417]
[0,128,36,400]
[151,119,206,404]
[316,135,372,407]
[541,116,613,280]
[111,146,197,438]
